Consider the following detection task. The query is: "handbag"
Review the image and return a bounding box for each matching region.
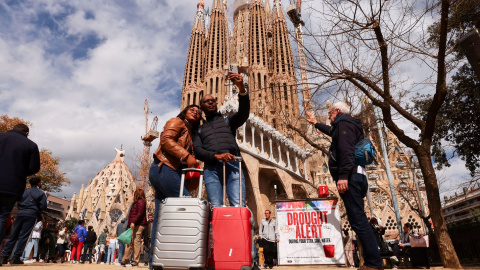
[118,228,133,245]
[409,234,429,248]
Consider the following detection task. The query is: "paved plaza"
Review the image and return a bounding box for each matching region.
[0,263,478,270]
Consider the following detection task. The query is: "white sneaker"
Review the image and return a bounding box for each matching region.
[100,262,105,264]
[70,260,75,264]
[390,256,399,263]
[114,262,121,266]
[125,264,133,267]
[38,259,44,263]
[24,259,34,264]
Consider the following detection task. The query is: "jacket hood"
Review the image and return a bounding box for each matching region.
[333,114,363,131]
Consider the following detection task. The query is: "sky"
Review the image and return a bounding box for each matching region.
[0,0,471,201]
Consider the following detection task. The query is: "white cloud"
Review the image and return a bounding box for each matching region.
[0,0,196,199]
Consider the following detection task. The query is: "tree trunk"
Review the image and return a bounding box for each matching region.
[416,146,462,268]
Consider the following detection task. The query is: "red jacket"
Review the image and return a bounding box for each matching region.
[128,199,147,226]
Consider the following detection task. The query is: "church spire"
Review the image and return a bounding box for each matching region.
[270,0,299,135]
[248,0,269,118]
[181,0,207,109]
[204,0,229,106]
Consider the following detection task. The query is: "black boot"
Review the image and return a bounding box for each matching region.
[10,257,24,265]
[1,257,8,265]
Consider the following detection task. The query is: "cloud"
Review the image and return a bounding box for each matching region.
[0,0,196,199]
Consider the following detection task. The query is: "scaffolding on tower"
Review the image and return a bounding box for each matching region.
[286,0,311,112]
[138,99,159,191]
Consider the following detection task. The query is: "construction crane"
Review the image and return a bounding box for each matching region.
[286,0,312,112]
[138,99,159,190]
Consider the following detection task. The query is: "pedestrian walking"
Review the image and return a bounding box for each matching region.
[22,219,42,262]
[305,103,384,270]
[116,218,128,264]
[143,214,153,266]
[0,123,40,262]
[259,210,279,269]
[97,227,108,263]
[83,226,97,263]
[121,188,147,267]
[106,233,117,265]
[56,226,68,263]
[0,177,46,265]
[69,220,87,263]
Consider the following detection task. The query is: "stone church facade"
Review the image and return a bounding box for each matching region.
[180,0,430,237]
[67,148,136,234]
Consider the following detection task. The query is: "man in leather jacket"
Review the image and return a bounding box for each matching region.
[305,102,383,270]
[193,72,249,207]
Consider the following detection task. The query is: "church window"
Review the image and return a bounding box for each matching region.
[95,208,101,220]
[109,209,123,222]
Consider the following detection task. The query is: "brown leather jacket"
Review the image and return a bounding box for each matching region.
[153,117,193,170]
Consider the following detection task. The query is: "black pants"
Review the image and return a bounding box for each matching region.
[1,215,37,259]
[0,195,17,243]
[263,240,276,267]
[83,243,94,261]
[339,173,383,269]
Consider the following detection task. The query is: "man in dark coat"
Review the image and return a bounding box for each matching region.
[0,123,40,253]
[1,177,47,265]
[193,72,249,208]
[305,102,383,270]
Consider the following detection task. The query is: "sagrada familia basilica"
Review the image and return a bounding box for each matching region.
[68,0,430,239]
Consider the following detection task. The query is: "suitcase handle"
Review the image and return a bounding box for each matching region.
[222,156,243,207]
[180,168,204,199]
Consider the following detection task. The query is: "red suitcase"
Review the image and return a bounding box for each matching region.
[209,157,254,270]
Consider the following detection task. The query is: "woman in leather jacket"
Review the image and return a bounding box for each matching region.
[147,104,201,267]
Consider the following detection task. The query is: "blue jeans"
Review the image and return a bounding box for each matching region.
[204,160,246,208]
[339,173,383,269]
[106,244,116,263]
[0,195,17,243]
[118,242,125,263]
[1,216,36,259]
[82,243,94,261]
[148,161,190,268]
[103,248,108,263]
[22,238,39,260]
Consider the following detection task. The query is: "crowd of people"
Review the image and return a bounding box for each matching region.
[1,71,405,270]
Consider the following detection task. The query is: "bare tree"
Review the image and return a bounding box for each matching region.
[286,0,461,267]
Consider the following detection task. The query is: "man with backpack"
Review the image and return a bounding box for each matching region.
[69,220,87,263]
[1,177,46,265]
[259,210,279,269]
[305,102,383,270]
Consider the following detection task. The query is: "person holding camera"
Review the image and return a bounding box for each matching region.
[193,72,249,208]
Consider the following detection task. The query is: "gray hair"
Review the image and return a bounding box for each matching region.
[332,102,351,114]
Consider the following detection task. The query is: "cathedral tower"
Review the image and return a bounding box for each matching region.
[181,0,207,109]
[270,0,299,135]
[204,0,229,106]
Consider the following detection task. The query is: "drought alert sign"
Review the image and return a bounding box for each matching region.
[276,200,345,265]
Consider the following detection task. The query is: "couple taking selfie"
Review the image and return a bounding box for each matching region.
[146,71,249,267]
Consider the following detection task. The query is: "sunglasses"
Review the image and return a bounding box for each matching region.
[202,98,217,104]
